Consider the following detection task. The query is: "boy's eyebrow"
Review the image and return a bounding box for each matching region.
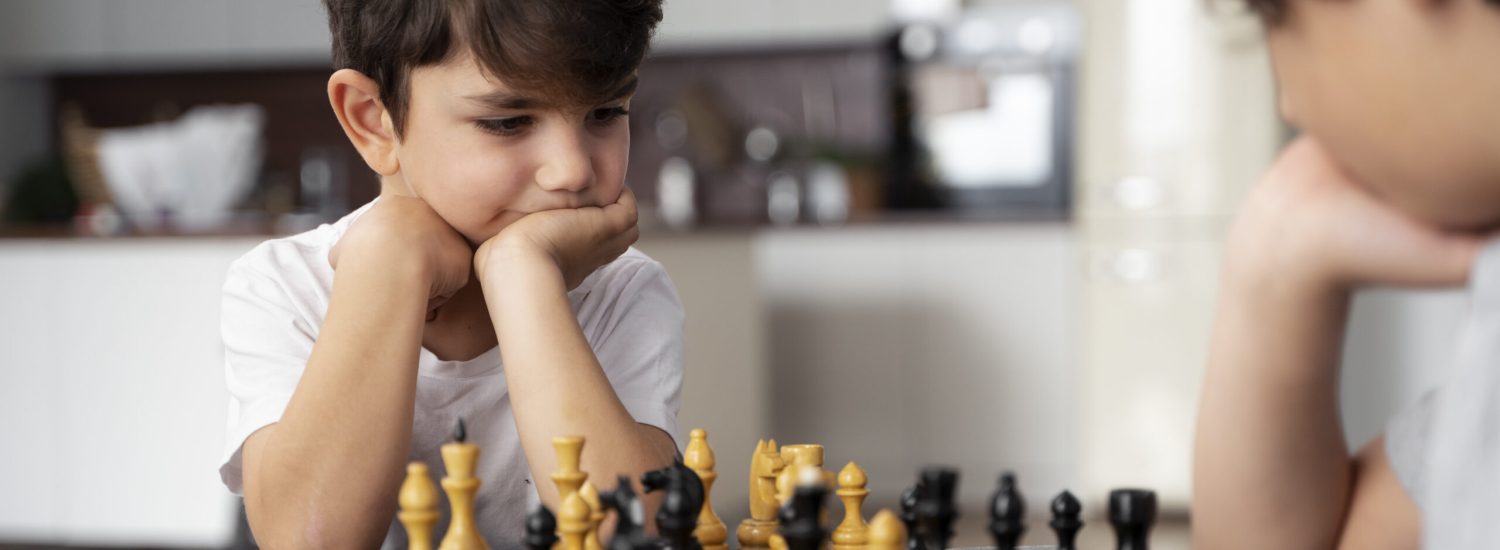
[464,76,639,110]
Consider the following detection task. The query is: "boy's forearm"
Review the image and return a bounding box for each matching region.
[245,255,429,548]
[482,253,677,511]
[1193,266,1355,550]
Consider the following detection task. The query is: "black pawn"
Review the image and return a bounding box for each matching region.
[523,503,558,550]
[899,484,921,550]
[988,472,1027,550]
[914,467,959,550]
[1049,490,1083,550]
[779,484,829,550]
[641,460,704,550]
[1108,489,1156,550]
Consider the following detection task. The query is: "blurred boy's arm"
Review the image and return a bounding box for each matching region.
[1192,137,1474,550]
[240,199,472,549]
[476,189,678,516]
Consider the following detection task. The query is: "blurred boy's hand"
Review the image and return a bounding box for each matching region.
[328,195,474,318]
[1227,136,1480,295]
[475,188,639,291]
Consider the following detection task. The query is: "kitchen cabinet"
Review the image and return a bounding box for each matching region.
[0,239,255,547]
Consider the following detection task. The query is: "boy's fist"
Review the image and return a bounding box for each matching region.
[476,188,640,290]
[1227,136,1481,293]
[329,195,473,318]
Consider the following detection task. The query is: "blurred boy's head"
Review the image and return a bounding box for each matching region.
[322,0,662,244]
[1246,0,1500,230]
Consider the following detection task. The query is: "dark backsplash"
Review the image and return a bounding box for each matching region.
[48,40,893,228]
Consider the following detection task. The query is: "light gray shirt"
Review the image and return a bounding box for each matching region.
[1386,239,1500,548]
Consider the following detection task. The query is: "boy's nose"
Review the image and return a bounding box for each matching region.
[534,142,595,193]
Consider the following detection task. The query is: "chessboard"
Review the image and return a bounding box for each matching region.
[395,421,1160,550]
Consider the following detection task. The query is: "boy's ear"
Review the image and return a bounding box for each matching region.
[327,69,400,176]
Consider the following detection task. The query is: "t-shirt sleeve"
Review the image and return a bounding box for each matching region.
[1386,387,1441,509]
[218,258,317,494]
[590,259,686,449]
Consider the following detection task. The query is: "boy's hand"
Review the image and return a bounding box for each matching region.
[328,195,473,318]
[475,188,640,290]
[1227,136,1481,295]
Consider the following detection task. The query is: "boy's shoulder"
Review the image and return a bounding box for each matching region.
[223,201,374,302]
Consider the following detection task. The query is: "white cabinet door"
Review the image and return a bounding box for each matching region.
[0,239,257,547]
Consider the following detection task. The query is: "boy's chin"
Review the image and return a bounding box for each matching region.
[1400,193,1500,234]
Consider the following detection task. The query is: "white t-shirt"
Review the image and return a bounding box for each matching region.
[217,200,685,547]
[1385,239,1500,548]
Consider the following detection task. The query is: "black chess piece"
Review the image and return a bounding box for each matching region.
[899,483,922,550]
[914,467,959,550]
[988,472,1027,550]
[779,484,829,550]
[1050,490,1084,550]
[641,460,705,550]
[600,475,656,550]
[1108,488,1157,550]
[524,502,559,550]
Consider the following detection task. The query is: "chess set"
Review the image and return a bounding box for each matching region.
[396,421,1159,550]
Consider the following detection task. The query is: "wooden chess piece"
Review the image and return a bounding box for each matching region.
[779,484,829,550]
[914,468,958,550]
[898,483,920,550]
[736,439,785,549]
[439,419,492,550]
[684,429,729,550]
[642,461,705,550]
[551,436,588,504]
[1050,490,1084,550]
[579,481,605,550]
[868,509,908,550]
[399,462,440,550]
[1108,488,1156,550]
[600,475,652,550]
[525,504,560,550]
[831,462,869,549]
[775,444,831,500]
[559,491,592,550]
[988,472,1026,550]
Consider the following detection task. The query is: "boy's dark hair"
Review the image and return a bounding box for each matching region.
[323,0,663,138]
[1244,0,1500,24]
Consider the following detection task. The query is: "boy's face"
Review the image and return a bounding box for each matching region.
[1264,0,1500,230]
[386,51,634,245]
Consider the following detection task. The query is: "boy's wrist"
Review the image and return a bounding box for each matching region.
[476,242,563,291]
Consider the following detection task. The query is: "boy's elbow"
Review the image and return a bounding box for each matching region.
[244,467,392,550]
[246,496,390,550]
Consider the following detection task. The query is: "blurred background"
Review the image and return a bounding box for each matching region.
[0,0,1467,548]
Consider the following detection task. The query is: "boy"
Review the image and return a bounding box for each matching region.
[1193,0,1500,548]
[217,1,681,547]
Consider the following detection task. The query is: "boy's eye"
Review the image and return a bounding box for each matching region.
[475,116,532,136]
[590,106,630,125]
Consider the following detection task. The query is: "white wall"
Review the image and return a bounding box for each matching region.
[756,223,1079,511]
